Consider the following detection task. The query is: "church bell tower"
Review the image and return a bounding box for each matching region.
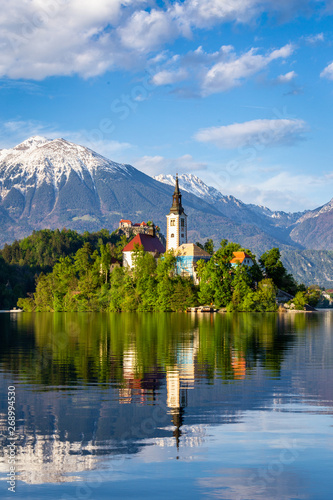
[166,174,187,251]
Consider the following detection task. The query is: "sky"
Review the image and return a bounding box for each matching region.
[1,0,333,212]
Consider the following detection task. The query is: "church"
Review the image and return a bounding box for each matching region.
[166,175,211,283]
[122,175,211,282]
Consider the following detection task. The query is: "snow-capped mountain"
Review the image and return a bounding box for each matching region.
[3,136,283,251]
[0,136,131,198]
[0,136,332,257]
[0,136,185,242]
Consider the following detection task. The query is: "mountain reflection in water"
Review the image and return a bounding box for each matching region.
[0,311,332,499]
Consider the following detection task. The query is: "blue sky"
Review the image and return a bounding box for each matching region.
[1,0,333,212]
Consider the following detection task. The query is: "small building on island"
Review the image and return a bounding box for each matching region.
[230,251,254,267]
[174,243,211,284]
[122,228,166,268]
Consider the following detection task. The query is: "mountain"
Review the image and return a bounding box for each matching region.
[155,173,333,285]
[289,199,333,250]
[155,173,305,245]
[0,136,290,253]
[1,136,332,285]
[155,173,303,224]
[280,249,333,289]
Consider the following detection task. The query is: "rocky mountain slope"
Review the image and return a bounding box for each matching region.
[289,199,333,250]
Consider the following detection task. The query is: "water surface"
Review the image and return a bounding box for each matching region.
[0,311,333,499]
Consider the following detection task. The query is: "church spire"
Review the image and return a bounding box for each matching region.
[174,173,180,194]
[166,173,187,251]
[169,174,184,215]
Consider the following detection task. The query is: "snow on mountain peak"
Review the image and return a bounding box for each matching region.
[0,137,130,197]
[14,136,51,151]
[154,173,225,202]
[297,197,333,223]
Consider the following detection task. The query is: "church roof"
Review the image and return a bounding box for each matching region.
[175,243,211,257]
[122,233,166,254]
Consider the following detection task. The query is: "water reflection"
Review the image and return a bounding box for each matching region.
[0,311,332,498]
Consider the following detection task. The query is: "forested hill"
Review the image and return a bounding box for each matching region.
[0,228,126,309]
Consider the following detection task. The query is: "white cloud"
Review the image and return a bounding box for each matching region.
[227,171,333,211]
[181,0,258,27]
[0,0,324,80]
[149,44,294,95]
[320,62,333,80]
[276,70,297,83]
[134,154,207,176]
[0,1,155,79]
[305,33,324,45]
[118,8,176,53]
[194,118,307,149]
[152,68,188,86]
[202,44,294,94]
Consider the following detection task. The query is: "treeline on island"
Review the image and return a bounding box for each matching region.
[0,228,126,310]
[0,228,322,312]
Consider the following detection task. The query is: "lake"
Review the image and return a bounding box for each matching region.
[0,311,333,500]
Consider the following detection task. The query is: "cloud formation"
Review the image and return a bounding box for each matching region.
[304,33,324,45]
[224,170,333,211]
[320,62,333,80]
[194,118,307,149]
[276,70,297,83]
[202,44,294,94]
[0,0,328,80]
[150,44,295,95]
[134,154,207,176]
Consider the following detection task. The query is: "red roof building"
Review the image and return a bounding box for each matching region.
[133,221,148,227]
[230,251,254,267]
[123,233,166,268]
[119,219,132,228]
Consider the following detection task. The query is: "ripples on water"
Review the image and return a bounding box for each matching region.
[0,311,333,499]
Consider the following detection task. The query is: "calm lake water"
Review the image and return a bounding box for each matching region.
[0,311,333,500]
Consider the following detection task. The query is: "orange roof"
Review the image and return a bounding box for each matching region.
[120,219,132,224]
[230,251,252,264]
[133,221,148,226]
[122,233,166,253]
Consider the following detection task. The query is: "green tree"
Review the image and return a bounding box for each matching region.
[256,278,278,312]
[259,248,297,294]
[306,286,321,307]
[204,239,214,255]
[228,264,252,311]
[293,291,307,310]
